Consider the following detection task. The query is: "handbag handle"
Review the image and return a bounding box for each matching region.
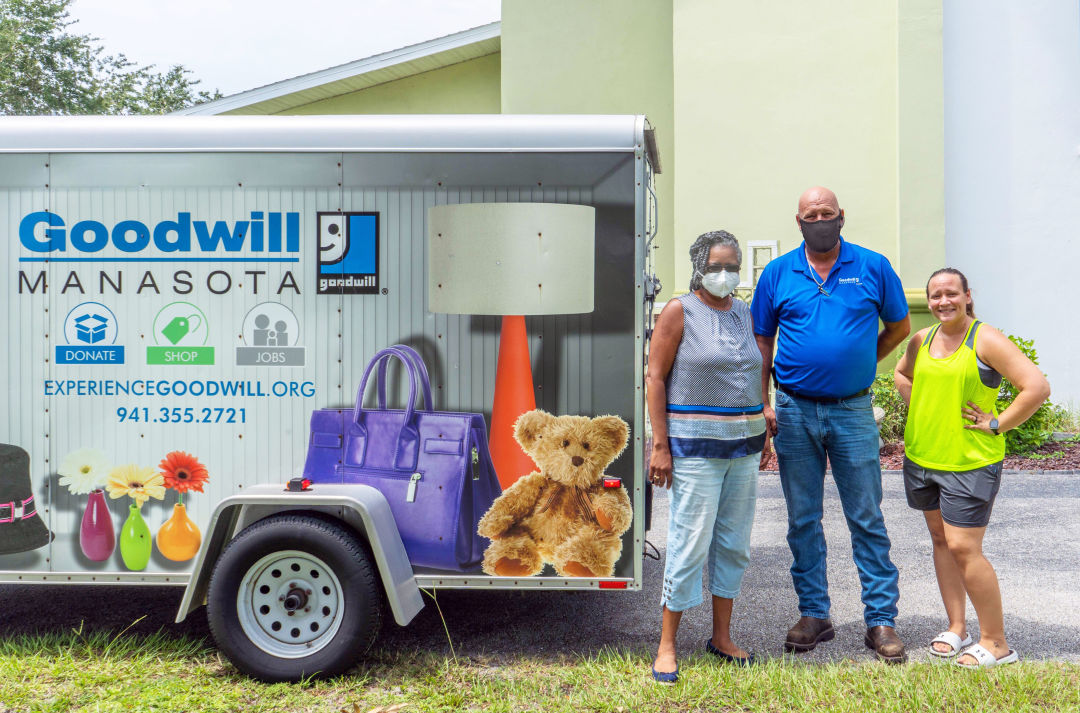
[376,344,433,412]
[351,347,421,471]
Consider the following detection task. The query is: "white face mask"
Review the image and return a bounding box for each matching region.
[699,269,740,298]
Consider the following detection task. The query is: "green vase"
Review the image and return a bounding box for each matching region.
[119,504,151,571]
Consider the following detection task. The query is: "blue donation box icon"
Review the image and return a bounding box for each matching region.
[74,313,108,344]
[58,302,124,365]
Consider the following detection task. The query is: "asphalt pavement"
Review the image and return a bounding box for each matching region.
[1,471,1077,666]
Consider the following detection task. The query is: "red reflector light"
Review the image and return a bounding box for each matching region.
[602,477,621,488]
[598,581,628,589]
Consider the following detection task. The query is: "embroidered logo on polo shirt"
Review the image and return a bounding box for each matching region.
[838,277,862,285]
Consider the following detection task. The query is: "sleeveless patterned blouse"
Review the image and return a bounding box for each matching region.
[665,293,765,458]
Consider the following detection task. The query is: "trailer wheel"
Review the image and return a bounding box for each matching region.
[206,513,382,682]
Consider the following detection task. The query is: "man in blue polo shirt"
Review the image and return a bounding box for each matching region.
[751,186,910,663]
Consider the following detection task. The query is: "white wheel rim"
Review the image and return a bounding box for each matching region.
[236,549,345,658]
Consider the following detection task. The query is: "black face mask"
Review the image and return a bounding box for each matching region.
[799,215,843,253]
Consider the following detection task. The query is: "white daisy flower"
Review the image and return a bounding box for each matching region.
[58,448,111,495]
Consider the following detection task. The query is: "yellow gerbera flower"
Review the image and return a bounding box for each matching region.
[106,464,166,506]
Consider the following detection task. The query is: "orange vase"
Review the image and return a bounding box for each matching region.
[156,503,201,561]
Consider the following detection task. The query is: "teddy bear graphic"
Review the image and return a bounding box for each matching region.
[477,410,633,577]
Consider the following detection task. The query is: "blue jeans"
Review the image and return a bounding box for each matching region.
[661,453,760,612]
[773,390,899,627]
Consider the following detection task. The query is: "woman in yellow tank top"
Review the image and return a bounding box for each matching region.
[894,268,1049,668]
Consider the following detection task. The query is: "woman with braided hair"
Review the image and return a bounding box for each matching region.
[646,230,767,683]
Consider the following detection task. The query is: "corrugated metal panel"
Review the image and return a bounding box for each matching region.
[32,154,342,574]
[0,156,50,572]
[1,140,643,582]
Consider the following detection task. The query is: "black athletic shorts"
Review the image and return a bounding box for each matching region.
[903,456,1003,528]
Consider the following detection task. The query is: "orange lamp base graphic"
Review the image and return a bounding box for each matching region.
[489,315,539,490]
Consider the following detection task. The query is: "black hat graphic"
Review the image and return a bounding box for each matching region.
[0,444,54,556]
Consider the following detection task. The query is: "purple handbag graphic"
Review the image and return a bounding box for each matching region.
[303,345,501,571]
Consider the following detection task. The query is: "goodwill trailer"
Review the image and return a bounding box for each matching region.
[0,115,661,681]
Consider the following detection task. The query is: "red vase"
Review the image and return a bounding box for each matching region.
[79,489,115,561]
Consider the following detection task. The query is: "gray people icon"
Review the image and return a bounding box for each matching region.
[253,314,271,346]
[273,320,289,346]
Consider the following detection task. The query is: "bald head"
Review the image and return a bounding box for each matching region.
[797,186,840,220]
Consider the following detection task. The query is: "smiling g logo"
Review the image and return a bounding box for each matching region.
[316,212,379,295]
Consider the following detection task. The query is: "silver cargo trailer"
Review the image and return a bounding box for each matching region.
[0,114,660,680]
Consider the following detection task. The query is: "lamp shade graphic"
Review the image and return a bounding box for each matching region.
[0,444,54,555]
[428,202,595,489]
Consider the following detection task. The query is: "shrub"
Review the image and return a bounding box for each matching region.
[996,335,1055,455]
[871,372,907,443]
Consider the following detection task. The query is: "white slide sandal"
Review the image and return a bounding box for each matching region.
[955,643,1019,668]
[928,631,973,658]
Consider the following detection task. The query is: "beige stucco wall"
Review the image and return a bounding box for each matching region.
[672,0,943,310]
[257,53,501,115]
[500,0,676,299]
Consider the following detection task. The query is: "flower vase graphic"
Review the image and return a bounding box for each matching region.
[156,451,208,562]
[58,448,112,561]
[155,451,207,561]
[79,489,114,561]
[119,504,151,570]
[106,463,165,571]
[157,503,201,561]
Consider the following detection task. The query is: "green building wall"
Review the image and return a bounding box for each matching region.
[230,53,502,116]
[500,0,675,303]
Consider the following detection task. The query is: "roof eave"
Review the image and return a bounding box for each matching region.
[175,21,501,117]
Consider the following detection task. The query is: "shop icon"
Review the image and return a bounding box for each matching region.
[161,314,202,345]
[147,302,214,366]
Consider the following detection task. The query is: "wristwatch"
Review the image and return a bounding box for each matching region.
[989,417,1000,435]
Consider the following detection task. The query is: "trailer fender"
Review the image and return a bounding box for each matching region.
[175,483,423,627]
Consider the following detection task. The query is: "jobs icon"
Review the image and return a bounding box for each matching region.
[236,303,305,367]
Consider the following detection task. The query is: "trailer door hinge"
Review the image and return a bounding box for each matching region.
[644,274,662,300]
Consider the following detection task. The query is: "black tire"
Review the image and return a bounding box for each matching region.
[206,513,382,682]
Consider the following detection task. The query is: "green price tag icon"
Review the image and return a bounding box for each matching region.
[161,314,201,345]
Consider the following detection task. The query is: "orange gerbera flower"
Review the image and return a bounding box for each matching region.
[159,451,209,493]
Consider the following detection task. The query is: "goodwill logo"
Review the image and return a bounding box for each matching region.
[19,212,301,255]
[16,211,304,298]
[316,212,379,295]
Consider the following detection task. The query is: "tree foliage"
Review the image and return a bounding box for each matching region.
[0,0,219,115]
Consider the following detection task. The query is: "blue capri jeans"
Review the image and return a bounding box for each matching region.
[661,453,761,612]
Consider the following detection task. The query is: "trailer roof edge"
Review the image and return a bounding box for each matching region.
[0,115,648,154]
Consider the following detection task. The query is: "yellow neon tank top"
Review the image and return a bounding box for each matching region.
[904,320,1006,470]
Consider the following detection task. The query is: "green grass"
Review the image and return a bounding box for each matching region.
[1,630,1078,713]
